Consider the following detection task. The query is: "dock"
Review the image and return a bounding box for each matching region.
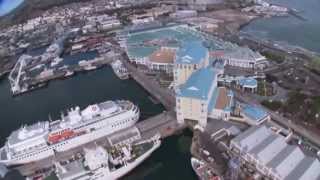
[12,40,182,178]
[16,111,184,177]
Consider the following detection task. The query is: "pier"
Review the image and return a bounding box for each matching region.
[16,111,184,177]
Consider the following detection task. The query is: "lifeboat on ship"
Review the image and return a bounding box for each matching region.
[48,129,75,144]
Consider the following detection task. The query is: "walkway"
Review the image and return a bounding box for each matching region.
[122,58,176,110]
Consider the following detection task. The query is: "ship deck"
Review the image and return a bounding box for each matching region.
[129,141,154,162]
[56,158,87,179]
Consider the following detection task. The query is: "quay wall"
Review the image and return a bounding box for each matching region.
[122,58,176,110]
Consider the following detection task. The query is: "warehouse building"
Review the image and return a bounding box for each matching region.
[223,47,266,69]
[230,125,320,180]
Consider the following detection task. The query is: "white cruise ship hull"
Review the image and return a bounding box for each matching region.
[0,104,139,167]
[90,140,161,180]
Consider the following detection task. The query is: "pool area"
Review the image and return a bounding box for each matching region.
[0,0,24,16]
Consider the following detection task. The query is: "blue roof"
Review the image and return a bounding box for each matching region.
[242,104,268,122]
[128,46,157,58]
[177,67,217,100]
[208,87,220,111]
[176,41,208,64]
[239,77,258,87]
[211,59,225,70]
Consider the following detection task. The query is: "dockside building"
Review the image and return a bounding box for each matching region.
[230,125,320,180]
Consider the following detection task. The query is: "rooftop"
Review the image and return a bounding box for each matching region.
[242,104,268,122]
[177,67,217,100]
[224,47,265,62]
[232,125,320,180]
[126,25,208,63]
[215,88,233,110]
[175,41,208,64]
[208,87,234,112]
[149,48,176,64]
[238,77,258,88]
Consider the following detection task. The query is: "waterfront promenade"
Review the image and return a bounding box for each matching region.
[122,59,176,110]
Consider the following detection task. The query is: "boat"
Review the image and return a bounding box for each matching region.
[191,157,222,180]
[55,134,161,180]
[84,65,97,71]
[0,100,140,167]
[64,71,74,77]
[111,60,129,80]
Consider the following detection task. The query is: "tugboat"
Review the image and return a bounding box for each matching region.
[111,60,129,80]
[54,134,161,180]
[191,157,222,180]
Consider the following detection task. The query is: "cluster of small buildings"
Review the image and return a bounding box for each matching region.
[242,0,288,16]
[82,15,121,34]
[0,0,124,60]
[130,5,174,25]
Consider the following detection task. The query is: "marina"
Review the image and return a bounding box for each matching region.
[0,61,186,179]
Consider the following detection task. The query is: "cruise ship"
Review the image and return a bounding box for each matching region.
[0,100,140,167]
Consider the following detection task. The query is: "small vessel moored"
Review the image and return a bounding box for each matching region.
[111,60,129,80]
[191,157,222,180]
[54,134,161,180]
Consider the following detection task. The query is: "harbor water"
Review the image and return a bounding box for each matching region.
[0,66,196,180]
[242,0,320,53]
